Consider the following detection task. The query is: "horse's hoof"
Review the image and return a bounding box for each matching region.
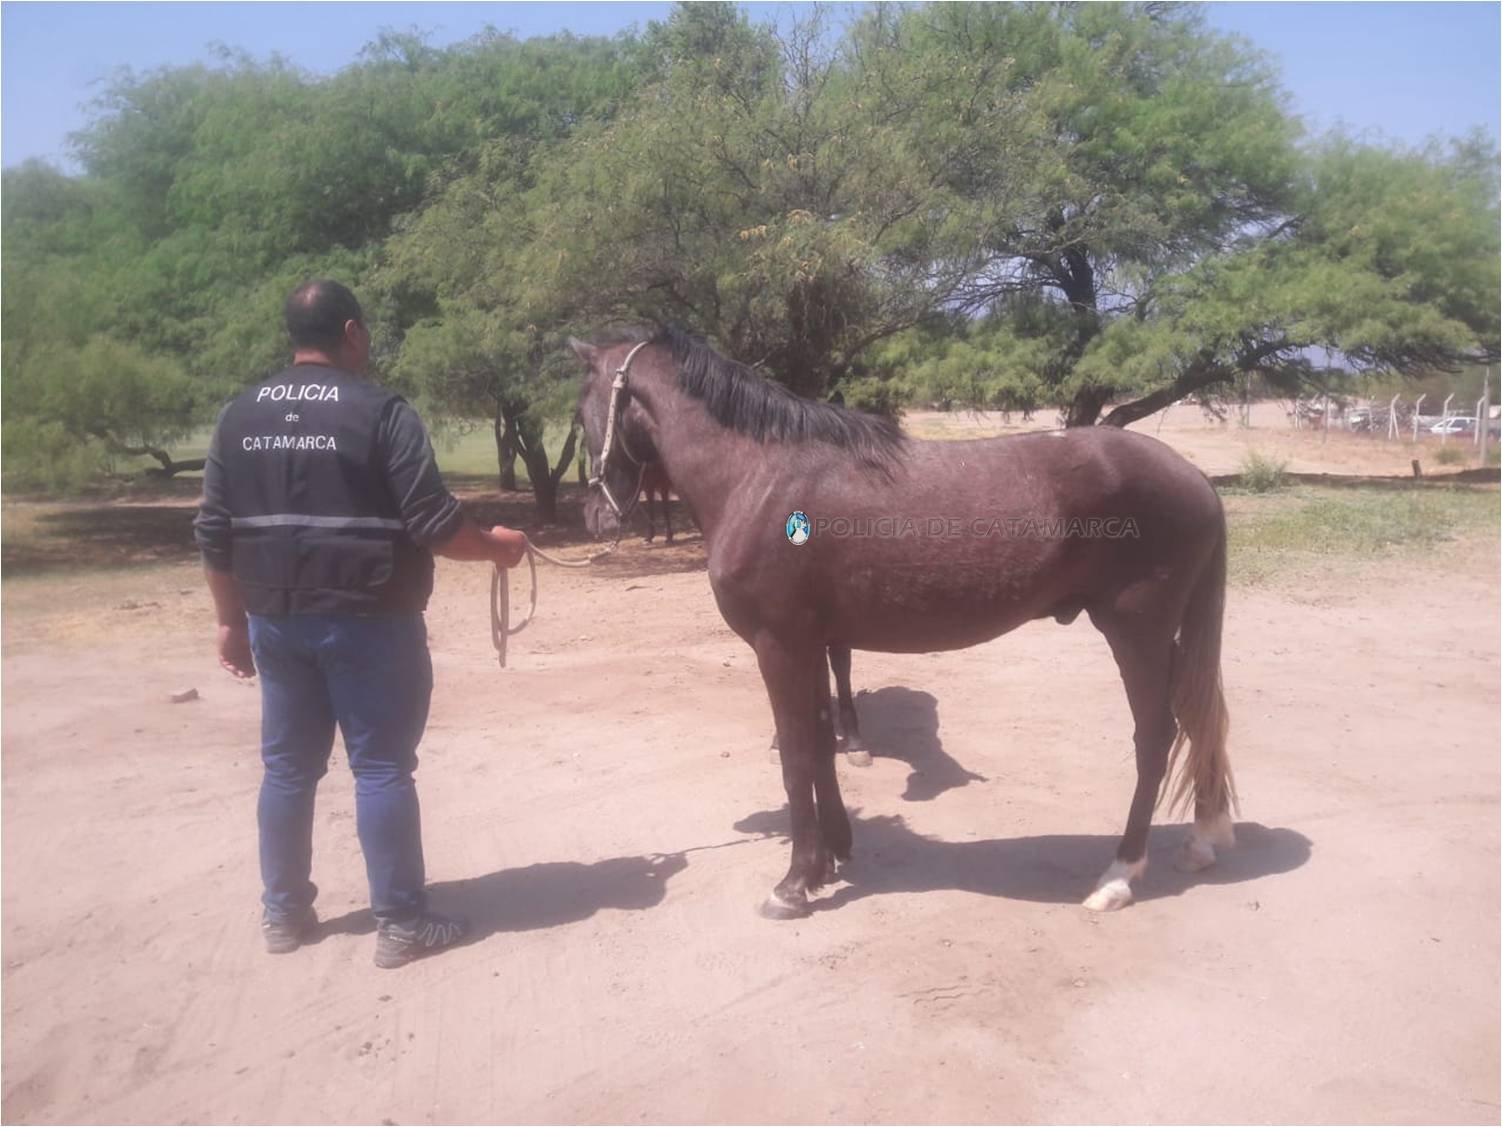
[760,890,809,920]
[1083,881,1134,912]
[767,747,782,766]
[845,748,873,768]
[1083,858,1142,912]
[1174,838,1217,872]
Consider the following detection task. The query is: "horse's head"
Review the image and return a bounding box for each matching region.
[569,334,657,539]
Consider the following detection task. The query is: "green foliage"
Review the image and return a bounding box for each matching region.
[1236,450,1290,493]
[0,419,107,494]
[4,3,1498,500]
[2,336,197,490]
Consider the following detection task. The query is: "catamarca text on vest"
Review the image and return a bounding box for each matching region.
[243,434,338,451]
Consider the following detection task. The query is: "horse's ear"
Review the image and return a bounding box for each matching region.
[567,337,598,367]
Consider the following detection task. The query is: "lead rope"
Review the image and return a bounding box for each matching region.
[489,526,634,668]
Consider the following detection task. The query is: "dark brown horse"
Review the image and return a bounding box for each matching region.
[571,327,1236,919]
[641,459,870,764]
[639,461,677,544]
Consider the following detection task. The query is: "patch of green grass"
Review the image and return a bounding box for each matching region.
[1433,444,1469,466]
[429,421,581,487]
[1236,449,1289,493]
[1226,485,1499,585]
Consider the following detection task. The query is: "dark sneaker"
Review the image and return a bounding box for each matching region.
[374,913,469,970]
[262,906,318,954]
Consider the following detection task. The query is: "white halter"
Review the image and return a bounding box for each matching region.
[587,339,651,519]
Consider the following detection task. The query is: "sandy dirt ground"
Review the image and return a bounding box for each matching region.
[2,412,1498,1124]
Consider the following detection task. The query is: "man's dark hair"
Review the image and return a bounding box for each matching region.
[284,279,364,351]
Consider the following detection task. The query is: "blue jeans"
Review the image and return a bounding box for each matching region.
[248,614,433,926]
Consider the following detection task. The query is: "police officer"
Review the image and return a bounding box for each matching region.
[195,280,528,969]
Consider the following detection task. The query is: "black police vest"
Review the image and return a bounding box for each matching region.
[217,364,434,616]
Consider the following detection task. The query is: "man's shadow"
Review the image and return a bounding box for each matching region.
[315,852,689,942]
[851,686,988,802]
[734,807,1311,909]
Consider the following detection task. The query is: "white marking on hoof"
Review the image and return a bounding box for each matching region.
[767,747,782,766]
[845,748,873,768]
[1083,858,1144,912]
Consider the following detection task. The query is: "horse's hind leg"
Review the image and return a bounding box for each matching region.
[828,645,871,767]
[756,636,841,918]
[1083,613,1175,912]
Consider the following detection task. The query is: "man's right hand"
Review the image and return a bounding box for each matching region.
[432,516,530,568]
[488,526,529,569]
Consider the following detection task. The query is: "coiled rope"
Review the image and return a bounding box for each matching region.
[490,537,620,668]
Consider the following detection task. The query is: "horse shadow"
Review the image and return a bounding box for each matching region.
[313,851,689,943]
[851,686,988,802]
[733,807,1311,910]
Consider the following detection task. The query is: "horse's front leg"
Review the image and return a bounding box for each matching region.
[757,635,841,919]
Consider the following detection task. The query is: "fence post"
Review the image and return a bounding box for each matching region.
[1322,393,1330,443]
[1388,393,1400,441]
[1440,393,1456,445]
[1480,368,1492,463]
[1413,393,1427,443]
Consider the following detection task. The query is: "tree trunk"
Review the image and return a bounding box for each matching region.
[512,414,562,525]
[1100,362,1231,428]
[1051,244,1104,427]
[549,421,581,487]
[521,444,558,524]
[96,432,206,477]
[496,407,519,491]
[1065,387,1110,428]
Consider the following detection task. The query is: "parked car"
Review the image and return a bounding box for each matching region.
[1429,416,1477,436]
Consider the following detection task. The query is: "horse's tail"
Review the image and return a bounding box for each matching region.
[1160,514,1237,820]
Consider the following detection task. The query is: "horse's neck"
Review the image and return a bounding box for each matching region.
[636,373,767,545]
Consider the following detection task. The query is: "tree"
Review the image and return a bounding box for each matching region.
[389,307,582,523]
[2,335,199,489]
[375,31,651,517]
[1074,132,1501,427]
[517,3,1033,398]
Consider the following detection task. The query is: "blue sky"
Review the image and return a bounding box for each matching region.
[2,2,1498,170]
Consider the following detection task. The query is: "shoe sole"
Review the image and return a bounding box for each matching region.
[374,944,434,970]
[263,913,317,955]
[373,937,465,969]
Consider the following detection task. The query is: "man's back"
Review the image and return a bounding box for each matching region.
[196,364,460,616]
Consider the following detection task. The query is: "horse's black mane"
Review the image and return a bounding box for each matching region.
[593,325,906,468]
